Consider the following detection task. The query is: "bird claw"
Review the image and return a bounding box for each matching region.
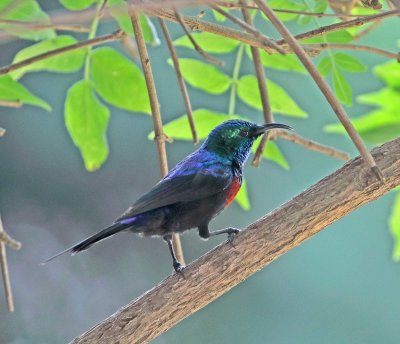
[227,228,240,244]
[173,261,185,274]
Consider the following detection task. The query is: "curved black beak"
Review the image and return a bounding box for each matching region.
[251,123,293,137]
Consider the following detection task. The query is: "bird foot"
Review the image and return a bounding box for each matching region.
[173,261,185,274]
[227,228,240,244]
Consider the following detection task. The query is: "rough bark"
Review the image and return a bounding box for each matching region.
[72,137,400,344]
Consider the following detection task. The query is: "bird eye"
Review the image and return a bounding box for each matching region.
[240,129,249,137]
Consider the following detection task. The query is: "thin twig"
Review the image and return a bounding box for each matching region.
[72,136,400,344]
[215,1,371,17]
[254,0,383,181]
[284,9,400,44]
[145,8,400,55]
[210,4,285,53]
[0,100,22,108]
[353,20,382,40]
[0,216,21,313]
[239,0,274,167]
[0,30,124,76]
[0,19,90,32]
[304,43,400,61]
[173,8,224,66]
[274,130,350,160]
[130,9,185,266]
[159,18,198,144]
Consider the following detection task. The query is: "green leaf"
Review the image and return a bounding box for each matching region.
[139,15,160,46]
[251,138,289,169]
[332,68,352,106]
[109,0,159,45]
[90,47,150,114]
[0,0,55,41]
[324,107,400,144]
[169,58,232,95]
[152,108,241,140]
[237,75,307,117]
[235,177,250,210]
[10,35,86,79]
[0,75,51,111]
[333,53,367,73]
[357,87,400,109]
[59,0,98,10]
[374,61,400,89]
[317,56,333,76]
[65,80,110,171]
[265,0,307,21]
[174,32,239,54]
[389,192,400,262]
[213,9,227,22]
[258,50,306,73]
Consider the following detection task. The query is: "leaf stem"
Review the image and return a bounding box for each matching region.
[84,1,106,81]
[228,43,244,116]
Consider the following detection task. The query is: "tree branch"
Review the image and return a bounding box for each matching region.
[158,18,198,144]
[0,30,124,76]
[0,215,21,313]
[253,0,383,181]
[71,136,400,344]
[130,9,185,265]
[304,43,400,61]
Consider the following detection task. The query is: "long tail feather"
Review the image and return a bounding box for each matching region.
[41,222,128,265]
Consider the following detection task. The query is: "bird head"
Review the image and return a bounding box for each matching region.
[203,120,292,166]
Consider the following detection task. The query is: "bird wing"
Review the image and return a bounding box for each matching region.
[116,163,232,221]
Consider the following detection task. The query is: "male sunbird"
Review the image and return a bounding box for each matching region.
[44,120,292,272]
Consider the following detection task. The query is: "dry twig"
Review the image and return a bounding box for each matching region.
[0,30,124,76]
[254,0,383,180]
[72,137,400,344]
[130,9,185,265]
[173,8,224,66]
[238,0,273,167]
[0,216,21,313]
[305,43,400,61]
[0,100,22,108]
[158,18,198,144]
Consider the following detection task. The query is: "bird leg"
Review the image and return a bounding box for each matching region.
[198,225,240,242]
[163,234,184,273]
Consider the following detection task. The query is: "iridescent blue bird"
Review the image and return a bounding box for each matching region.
[44,120,292,272]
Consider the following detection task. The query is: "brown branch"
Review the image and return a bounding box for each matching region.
[130,10,185,265]
[215,1,371,17]
[210,4,285,53]
[145,8,400,55]
[0,30,124,76]
[254,0,383,181]
[158,18,198,144]
[0,100,22,108]
[275,131,350,161]
[238,0,273,167]
[283,9,400,44]
[305,43,400,61]
[0,19,90,32]
[173,8,224,66]
[0,216,21,313]
[72,136,400,344]
[353,20,382,40]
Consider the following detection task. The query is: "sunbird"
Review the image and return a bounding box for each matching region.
[44,120,292,272]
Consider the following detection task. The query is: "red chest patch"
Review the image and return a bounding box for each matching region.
[224,177,241,208]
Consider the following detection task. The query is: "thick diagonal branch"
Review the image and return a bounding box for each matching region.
[130,10,185,265]
[72,137,400,344]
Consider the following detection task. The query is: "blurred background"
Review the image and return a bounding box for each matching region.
[1,1,400,343]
